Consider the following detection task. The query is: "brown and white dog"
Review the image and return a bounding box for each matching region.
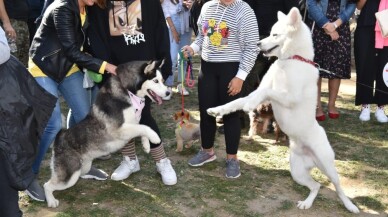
[174,110,201,152]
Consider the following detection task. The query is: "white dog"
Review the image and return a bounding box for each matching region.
[207,8,359,213]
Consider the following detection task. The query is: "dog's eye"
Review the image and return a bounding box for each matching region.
[153,79,159,83]
[272,34,278,37]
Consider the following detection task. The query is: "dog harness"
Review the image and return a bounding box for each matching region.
[128,91,145,122]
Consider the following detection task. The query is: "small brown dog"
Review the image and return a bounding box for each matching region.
[248,102,287,142]
[174,110,201,152]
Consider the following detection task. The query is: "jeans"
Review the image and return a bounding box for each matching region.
[165,14,193,87]
[32,72,91,174]
[67,85,99,128]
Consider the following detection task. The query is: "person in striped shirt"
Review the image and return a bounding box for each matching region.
[182,0,259,178]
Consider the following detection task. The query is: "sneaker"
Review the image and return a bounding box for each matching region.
[188,149,217,167]
[25,178,45,202]
[225,158,241,179]
[97,154,111,160]
[375,107,388,123]
[162,87,172,100]
[359,105,370,122]
[80,166,108,180]
[156,158,177,185]
[111,156,140,181]
[177,84,189,96]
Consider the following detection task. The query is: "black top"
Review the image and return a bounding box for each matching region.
[85,0,172,80]
[357,0,379,27]
[245,0,300,37]
[4,0,29,20]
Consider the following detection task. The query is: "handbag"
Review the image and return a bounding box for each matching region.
[375,9,388,38]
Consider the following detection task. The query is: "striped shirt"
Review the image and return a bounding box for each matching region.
[190,0,259,80]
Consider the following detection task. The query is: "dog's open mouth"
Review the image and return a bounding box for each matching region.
[147,89,163,105]
[262,45,279,55]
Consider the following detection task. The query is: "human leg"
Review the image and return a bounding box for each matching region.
[327,78,341,118]
[316,78,325,121]
[374,47,388,123]
[0,154,23,217]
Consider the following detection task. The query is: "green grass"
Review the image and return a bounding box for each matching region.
[21,57,388,216]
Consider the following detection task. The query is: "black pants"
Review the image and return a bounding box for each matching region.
[354,26,388,106]
[198,60,241,155]
[140,97,161,149]
[0,154,22,217]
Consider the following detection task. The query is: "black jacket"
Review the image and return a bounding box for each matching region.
[0,56,56,190]
[29,0,105,83]
[85,0,172,81]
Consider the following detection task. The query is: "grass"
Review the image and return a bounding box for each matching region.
[20,57,388,217]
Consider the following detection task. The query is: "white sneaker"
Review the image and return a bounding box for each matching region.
[156,158,177,185]
[111,156,140,181]
[177,84,189,96]
[359,105,370,122]
[375,107,388,123]
[162,87,172,100]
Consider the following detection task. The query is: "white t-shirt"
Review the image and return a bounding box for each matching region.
[0,27,10,64]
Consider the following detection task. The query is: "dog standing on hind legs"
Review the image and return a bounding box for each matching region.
[207,8,359,213]
[44,60,170,208]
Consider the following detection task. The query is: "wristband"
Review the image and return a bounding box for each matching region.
[333,22,338,29]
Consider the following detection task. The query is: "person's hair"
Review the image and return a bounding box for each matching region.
[95,0,107,9]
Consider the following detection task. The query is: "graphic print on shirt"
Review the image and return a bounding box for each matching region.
[109,0,145,45]
[202,19,230,47]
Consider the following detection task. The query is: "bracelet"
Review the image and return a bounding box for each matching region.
[333,22,338,29]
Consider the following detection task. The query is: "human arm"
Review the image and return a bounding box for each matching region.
[0,0,16,39]
[356,0,367,10]
[189,1,209,54]
[0,27,10,64]
[53,6,115,74]
[307,0,330,27]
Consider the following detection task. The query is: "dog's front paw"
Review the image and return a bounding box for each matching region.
[297,200,313,210]
[141,137,151,153]
[207,107,222,117]
[148,130,161,146]
[47,198,59,208]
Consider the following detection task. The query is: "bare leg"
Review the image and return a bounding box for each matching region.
[328,78,341,114]
[316,78,324,117]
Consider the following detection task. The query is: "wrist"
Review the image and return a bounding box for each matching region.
[332,22,338,29]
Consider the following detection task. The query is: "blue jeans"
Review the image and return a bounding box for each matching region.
[32,72,90,174]
[67,85,99,128]
[165,14,193,87]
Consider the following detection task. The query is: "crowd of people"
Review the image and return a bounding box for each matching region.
[1,0,387,216]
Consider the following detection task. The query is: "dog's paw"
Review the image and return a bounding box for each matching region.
[297,200,313,210]
[175,147,183,152]
[344,201,360,213]
[207,107,221,117]
[47,198,59,208]
[141,137,151,153]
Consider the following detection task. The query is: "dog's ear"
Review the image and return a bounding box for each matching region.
[277,11,286,20]
[286,7,301,28]
[184,111,190,120]
[144,60,164,75]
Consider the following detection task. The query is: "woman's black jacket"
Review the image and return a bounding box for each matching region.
[29,0,104,83]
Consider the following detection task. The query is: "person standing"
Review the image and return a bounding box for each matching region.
[355,0,388,122]
[161,0,193,100]
[85,0,177,185]
[0,0,29,66]
[0,26,55,217]
[26,0,117,202]
[182,0,259,178]
[307,0,356,121]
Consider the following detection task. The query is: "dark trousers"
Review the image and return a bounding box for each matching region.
[198,60,241,154]
[140,97,161,149]
[354,26,388,106]
[0,154,22,217]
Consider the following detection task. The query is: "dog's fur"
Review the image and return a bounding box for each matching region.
[207,8,359,213]
[248,102,286,142]
[174,110,201,152]
[44,60,170,208]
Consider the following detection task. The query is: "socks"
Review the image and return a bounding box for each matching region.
[121,140,137,160]
[150,144,166,162]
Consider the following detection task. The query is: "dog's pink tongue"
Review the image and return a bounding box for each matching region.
[156,95,162,105]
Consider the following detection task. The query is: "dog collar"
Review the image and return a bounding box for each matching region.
[289,55,316,67]
[128,91,145,122]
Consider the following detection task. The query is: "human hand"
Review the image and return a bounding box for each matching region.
[323,22,336,34]
[181,45,194,59]
[183,0,193,10]
[172,29,180,43]
[329,31,339,41]
[227,77,244,96]
[3,22,16,40]
[105,63,117,76]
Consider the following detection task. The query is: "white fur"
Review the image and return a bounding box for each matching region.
[207,8,359,213]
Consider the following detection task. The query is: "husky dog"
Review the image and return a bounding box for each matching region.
[207,8,359,213]
[44,60,170,208]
